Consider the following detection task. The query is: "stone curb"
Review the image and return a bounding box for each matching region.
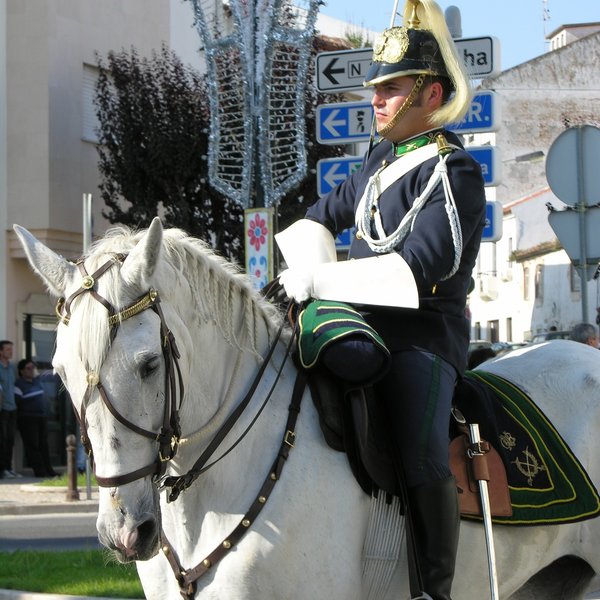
[0,592,122,600]
[0,502,99,516]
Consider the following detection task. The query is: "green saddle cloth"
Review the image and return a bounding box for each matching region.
[465,370,600,526]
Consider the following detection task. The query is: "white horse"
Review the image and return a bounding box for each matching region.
[14,218,600,600]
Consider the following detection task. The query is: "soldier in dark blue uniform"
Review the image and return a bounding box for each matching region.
[278,1,486,598]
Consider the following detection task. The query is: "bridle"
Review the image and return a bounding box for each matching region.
[57,254,184,487]
[58,255,304,599]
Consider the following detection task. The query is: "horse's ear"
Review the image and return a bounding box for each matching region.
[13,224,78,298]
[120,217,163,288]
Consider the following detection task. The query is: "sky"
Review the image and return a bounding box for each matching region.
[319,1,599,70]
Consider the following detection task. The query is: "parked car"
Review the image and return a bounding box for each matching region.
[529,331,571,344]
[492,341,528,356]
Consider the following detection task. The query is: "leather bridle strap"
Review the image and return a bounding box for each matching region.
[160,370,307,600]
[60,255,184,488]
[162,314,289,502]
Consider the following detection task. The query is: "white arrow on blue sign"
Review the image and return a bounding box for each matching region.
[317,101,375,144]
[482,201,503,242]
[317,156,363,196]
[448,91,498,134]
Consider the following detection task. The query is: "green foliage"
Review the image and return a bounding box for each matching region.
[94,39,349,266]
[94,44,243,262]
[0,550,143,598]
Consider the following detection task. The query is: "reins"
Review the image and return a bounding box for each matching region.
[162,369,306,600]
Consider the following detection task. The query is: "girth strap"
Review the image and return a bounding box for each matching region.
[160,370,307,600]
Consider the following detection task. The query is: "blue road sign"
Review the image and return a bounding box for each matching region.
[467,146,500,186]
[448,91,498,134]
[317,156,363,196]
[482,201,503,242]
[317,101,374,144]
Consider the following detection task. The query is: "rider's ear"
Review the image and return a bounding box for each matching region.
[13,224,78,298]
[120,217,163,289]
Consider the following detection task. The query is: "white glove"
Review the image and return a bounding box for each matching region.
[278,267,314,302]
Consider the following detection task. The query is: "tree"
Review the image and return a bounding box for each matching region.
[94,38,351,264]
[95,44,244,261]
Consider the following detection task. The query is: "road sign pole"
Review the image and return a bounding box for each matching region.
[576,128,589,322]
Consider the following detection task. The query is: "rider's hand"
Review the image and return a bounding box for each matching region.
[278,267,314,302]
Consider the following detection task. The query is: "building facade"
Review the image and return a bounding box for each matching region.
[469,27,600,342]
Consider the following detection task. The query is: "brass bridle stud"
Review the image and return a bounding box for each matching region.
[242,519,251,527]
[202,559,211,568]
[82,275,95,289]
[222,540,232,549]
[86,372,100,386]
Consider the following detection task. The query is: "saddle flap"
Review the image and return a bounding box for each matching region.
[450,434,513,518]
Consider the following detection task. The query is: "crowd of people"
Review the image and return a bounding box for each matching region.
[0,339,58,479]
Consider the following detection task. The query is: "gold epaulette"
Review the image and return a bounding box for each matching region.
[436,133,454,156]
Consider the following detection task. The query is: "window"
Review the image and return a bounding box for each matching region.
[523,266,530,301]
[534,264,544,304]
[82,64,100,143]
[570,264,581,293]
[506,317,512,342]
[488,319,499,343]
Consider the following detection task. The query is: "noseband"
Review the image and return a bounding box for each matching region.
[57,255,184,487]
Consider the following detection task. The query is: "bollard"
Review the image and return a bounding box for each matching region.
[66,434,80,501]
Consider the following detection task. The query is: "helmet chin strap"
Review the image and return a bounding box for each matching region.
[378,73,426,138]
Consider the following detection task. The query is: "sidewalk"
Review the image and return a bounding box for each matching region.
[0,475,98,516]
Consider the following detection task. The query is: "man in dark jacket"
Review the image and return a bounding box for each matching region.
[277,1,486,598]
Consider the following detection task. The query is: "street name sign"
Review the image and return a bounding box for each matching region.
[317,156,363,196]
[315,37,500,92]
[448,91,498,134]
[315,49,373,93]
[317,101,374,144]
[455,36,501,79]
[482,201,503,242]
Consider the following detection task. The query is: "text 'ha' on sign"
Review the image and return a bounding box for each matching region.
[317,101,374,144]
[448,91,498,134]
[467,146,501,187]
[317,156,363,196]
[315,48,372,93]
[454,36,501,79]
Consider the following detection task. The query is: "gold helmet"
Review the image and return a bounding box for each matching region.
[364,0,471,127]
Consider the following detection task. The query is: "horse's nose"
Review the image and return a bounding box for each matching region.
[111,517,159,561]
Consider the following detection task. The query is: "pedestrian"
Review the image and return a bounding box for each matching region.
[0,340,21,478]
[569,322,599,348]
[276,1,486,598]
[14,359,59,478]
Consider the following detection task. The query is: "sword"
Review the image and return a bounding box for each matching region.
[468,422,500,600]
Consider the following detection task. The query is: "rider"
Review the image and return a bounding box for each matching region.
[277,1,486,598]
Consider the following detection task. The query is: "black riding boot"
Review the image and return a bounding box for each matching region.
[406,476,460,600]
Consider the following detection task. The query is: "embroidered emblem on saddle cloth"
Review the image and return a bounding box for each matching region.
[298,300,391,385]
[455,370,600,526]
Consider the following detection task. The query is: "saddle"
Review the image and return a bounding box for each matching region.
[309,368,600,525]
[308,368,510,518]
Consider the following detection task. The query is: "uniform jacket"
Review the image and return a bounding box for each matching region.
[305,129,486,374]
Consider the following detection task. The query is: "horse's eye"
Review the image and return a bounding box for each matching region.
[140,357,160,379]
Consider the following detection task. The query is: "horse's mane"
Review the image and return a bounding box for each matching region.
[67,224,283,373]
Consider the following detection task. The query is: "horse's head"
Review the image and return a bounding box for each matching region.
[14,218,193,561]
[14,218,282,564]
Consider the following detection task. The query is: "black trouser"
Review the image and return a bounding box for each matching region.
[17,415,55,477]
[0,409,17,473]
[375,350,460,600]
